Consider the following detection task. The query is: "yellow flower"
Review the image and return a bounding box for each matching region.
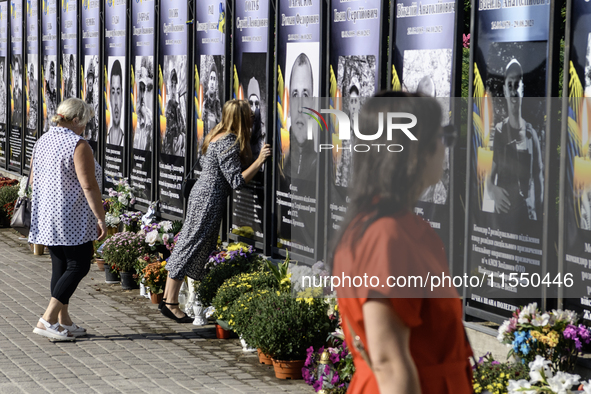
[276,291,281,296]
[161,261,166,267]
[223,306,228,311]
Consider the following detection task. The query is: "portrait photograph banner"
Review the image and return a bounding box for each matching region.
[24,0,39,171]
[103,0,128,190]
[390,0,459,264]
[560,0,591,322]
[130,0,156,207]
[41,0,58,136]
[274,0,323,261]
[9,0,24,173]
[60,0,77,101]
[326,0,387,257]
[0,0,8,167]
[81,0,100,154]
[193,0,229,176]
[465,1,553,321]
[157,0,188,218]
[229,0,273,245]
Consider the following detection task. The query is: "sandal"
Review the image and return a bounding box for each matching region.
[161,302,194,323]
[33,318,75,341]
[158,297,167,310]
[60,322,87,337]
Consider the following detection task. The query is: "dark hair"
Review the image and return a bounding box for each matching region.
[328,91,443,268]
[349,85,359,96]
[171,69,178,85]
[110,60,122,85]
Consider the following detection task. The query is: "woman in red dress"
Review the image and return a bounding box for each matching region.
[332,91,473,393]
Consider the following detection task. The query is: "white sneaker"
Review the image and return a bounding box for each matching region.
[33,318,75,341]
[60,322,87,337]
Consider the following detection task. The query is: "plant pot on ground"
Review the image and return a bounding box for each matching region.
[105,266,120,284]
[215,324,232,339]
[150,292,163,304]
[101,232,149,284]
[272,359,306,380]
[95,258,105,271]
[120,271,139,290]
[257,349,273,365]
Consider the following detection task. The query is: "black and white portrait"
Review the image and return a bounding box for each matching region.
[27,56,39,132]
[107,57,125,147]
[0,57,5,124]
[283,43,320,182]
[241,52,267,168]
[43,55,58,132]
[577,34,591,230]
[482,42,546,224]
[62,53,76,99]
[162,55,187,157]
[133,56,154,151]
[12,55,23,128]
[585,33,591,99]
[200,55,223,141]
[83,55,99,142]
[334,55,376,187]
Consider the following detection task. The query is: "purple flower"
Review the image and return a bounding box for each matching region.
[576,337,583,351]
[323,364,330,375]
[491,361,500,365]
[564,324,578,341]
[329,352,340,364]
[463,33,470,48]
[312,380,323,392]
[578,325,591,344]
[330,373,339,385]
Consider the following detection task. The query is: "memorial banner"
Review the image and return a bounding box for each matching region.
[391,0,458,256]
[103,0,127,190]
[157,0,188,217]
[193,0,228,175]
[0,0,8,167]
[130,0,155,206]
[41,0,58,135]
[562,0,591,321]
[326,0,386,251]
[60,0,77,101]
[81,0,100,153]
[10,0,24,172]
[230,0,272,243]
[274,0,323,260]
[465,2,552,320]
[24,0,39,171]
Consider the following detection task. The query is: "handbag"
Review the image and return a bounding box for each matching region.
[11,175,31,237]
[182,159,200,200]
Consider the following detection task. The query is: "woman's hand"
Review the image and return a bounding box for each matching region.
[97,220,107,241]
[257,144,272,164]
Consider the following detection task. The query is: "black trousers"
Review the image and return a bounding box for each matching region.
[48,241,93,305]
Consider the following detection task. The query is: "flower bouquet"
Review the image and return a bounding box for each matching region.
[471,353,528,394]
[101,232,149,273]
[106,178,136,216]
[140,220,182,254]
[507,355,591,393]
[143,261,168,294]
[121,211,143,232]
[497,303,591,372]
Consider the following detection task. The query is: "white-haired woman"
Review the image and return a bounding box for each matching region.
[29,98,106,341]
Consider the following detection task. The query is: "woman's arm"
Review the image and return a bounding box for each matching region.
[241,144,272,184]
[363,299,421,393]
[73,140,106,241]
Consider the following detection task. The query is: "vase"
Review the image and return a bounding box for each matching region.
[95,258,105,271]
[150,292,163,304]
[257,349,273,365]
[271,359,305,380]
[120,272,139,290]
[192,300,207,326]
[107,227,118,236]
[104,267,120,284]
[33,244,44,255]
[215,324,232,339]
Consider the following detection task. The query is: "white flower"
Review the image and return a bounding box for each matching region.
[518,302,538,324]
[498,320,511,342]
[145,230,159,246]
[552,309,579,325]
[531,313,550,327]
[547,371,580,394]
[161,221,173,232]
[529,355,553,383]
[204,306,215,319]
[118,195,128,205]
[507,379,535,394]
[162,233,170,244]
[580,381,591,394]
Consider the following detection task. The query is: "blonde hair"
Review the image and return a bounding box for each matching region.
[51,98,95,126]
[202,100,252,164]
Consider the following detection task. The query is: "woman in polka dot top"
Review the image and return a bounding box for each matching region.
[29,98,106,341]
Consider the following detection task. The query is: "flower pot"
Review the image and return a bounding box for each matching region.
[104,266,120,284]
[95,258,105,271]
[150,292,163,304]
[120,271,139,290]
[257,349,273,365]
[215,324,232,339]
[271,359,305,380]
[107,227,118,236]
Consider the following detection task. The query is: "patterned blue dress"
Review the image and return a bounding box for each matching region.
[165,133,245,280]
